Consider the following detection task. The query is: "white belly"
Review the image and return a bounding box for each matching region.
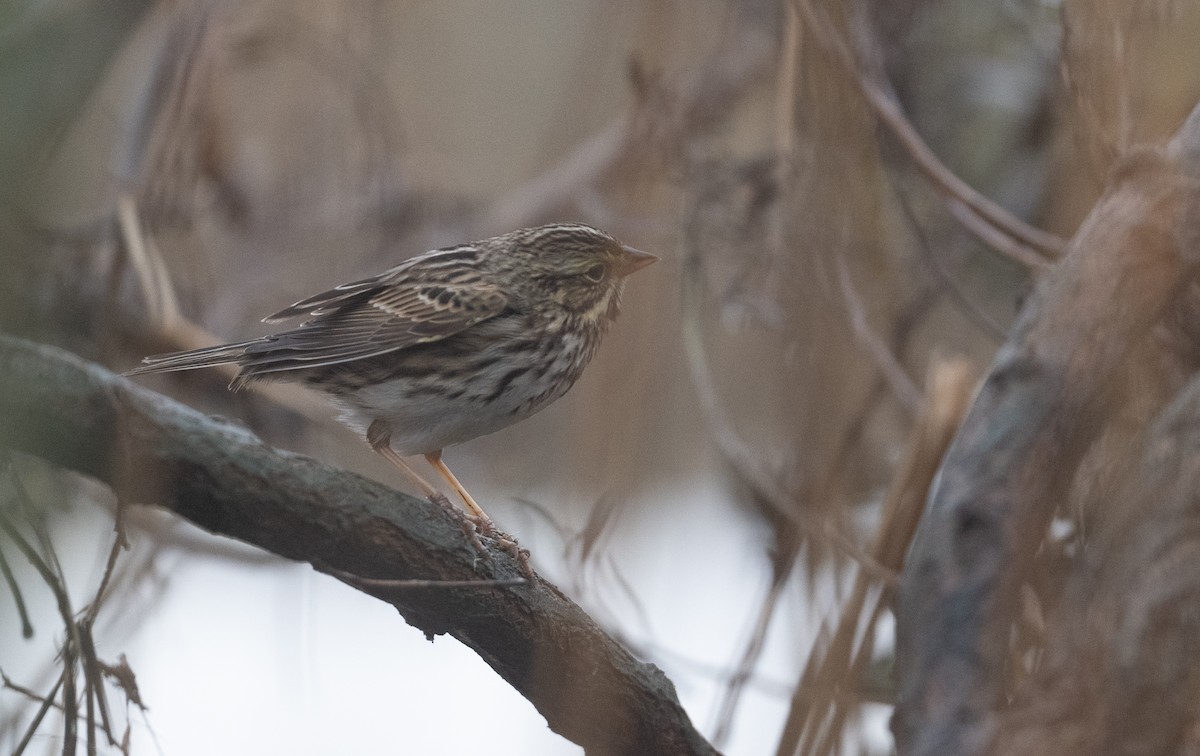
[335,377,561,455]
[331,328,598,455]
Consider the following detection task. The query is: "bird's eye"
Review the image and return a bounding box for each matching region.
[580,263,606,283]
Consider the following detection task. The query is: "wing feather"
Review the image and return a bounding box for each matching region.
[240,245,508,376]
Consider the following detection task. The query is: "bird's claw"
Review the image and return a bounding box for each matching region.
[469,517,533,579]
[469,514,500,539]
[428,497,532,578]
[426,493,491,564]
[490,533,533,579]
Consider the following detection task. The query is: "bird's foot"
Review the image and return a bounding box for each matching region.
[510,544,534,579]
[426,492,491,564]
[469,513,499,539]
[424,500,531,577]
[465,516,533,579]
[491,532,534,579]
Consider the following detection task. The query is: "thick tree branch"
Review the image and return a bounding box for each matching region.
[893,100,1200,755]
[0,335,716,756]
[991,372,1200,754]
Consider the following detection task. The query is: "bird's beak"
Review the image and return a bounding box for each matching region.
[615,245,659,277]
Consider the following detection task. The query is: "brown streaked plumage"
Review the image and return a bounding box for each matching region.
[127,223,658,538]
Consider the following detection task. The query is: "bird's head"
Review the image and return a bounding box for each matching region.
[490,223,658,322]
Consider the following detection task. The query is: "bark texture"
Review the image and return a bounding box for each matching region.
[0,335,717,756]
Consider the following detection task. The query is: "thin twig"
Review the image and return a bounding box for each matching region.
[2,669,65,711]
[792,0,1063,267]
[11,674,65,756]
[600,552,657,642]
[0,544,33,638]
[680,232,896,581]
[774,0,801,162]
[834,252,922,412]
[944,199,1050,274]
[573,492,625,566]
[894,189,1009,342]
[1,459,82,756]
[331,573,528,590]
[85,652,96,756]
[61,639,78,756]
[615,632,797,699]
[83,511,128,626]
[711,545,797,747]
[117,194,178,327]
[78,623,119,748]
[782,359,976,756]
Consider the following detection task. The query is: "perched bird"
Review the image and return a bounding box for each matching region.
[127,223,658,536]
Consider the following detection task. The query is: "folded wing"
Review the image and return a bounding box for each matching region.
[244,247,508,375]
[128,245,510,384]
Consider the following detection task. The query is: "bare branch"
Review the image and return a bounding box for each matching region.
[833,252,922,413]
[894,191,1008,342]
[0,335,716,756]
[777,359,976,756]
[9,674,64,756]
[792,0,1064,268]
[0,544,33,638]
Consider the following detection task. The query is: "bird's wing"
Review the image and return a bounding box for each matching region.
[243,246,509,374]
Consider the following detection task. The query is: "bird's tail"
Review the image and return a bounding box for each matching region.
[125,341,259,380]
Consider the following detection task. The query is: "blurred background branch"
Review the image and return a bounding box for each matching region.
[895,100,1200,755]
